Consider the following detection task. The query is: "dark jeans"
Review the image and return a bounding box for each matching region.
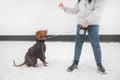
[74,24,102,64]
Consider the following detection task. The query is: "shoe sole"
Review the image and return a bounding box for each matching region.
[97,70,107,74]
[66,67,78,72]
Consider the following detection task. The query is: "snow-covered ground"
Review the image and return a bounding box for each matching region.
[0,41,120,80]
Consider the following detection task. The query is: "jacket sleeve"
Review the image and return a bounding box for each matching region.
[63,2,79,14]
[86,0,105,24]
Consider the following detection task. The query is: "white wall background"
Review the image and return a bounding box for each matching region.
[0,0,120,35]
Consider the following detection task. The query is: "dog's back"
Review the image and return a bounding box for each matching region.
[13,42,38,67]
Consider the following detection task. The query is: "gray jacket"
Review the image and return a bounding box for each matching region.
[63,0,105,25]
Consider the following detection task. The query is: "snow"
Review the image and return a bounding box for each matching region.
[0,41,120,80]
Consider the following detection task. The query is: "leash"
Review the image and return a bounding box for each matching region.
[44,30,75,40]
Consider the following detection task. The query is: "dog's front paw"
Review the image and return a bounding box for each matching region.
[43,63,48,67]
[42,60,48,67]
[45,61,48,64]
[43,62,48,67]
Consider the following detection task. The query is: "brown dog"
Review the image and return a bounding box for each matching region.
[13,30,48,67]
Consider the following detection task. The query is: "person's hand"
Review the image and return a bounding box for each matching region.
[81,22,88,28]
[58,3,64,9]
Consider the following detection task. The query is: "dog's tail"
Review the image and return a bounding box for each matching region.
[13,60,25,67]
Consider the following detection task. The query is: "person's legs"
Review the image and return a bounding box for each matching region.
[67,24,85,72]
[74,24,85,62]
[88,25,101,64]
[88,25,105,73]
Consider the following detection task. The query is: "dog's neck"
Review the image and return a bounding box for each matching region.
[36,37,44,40]
[36,39,45,43]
